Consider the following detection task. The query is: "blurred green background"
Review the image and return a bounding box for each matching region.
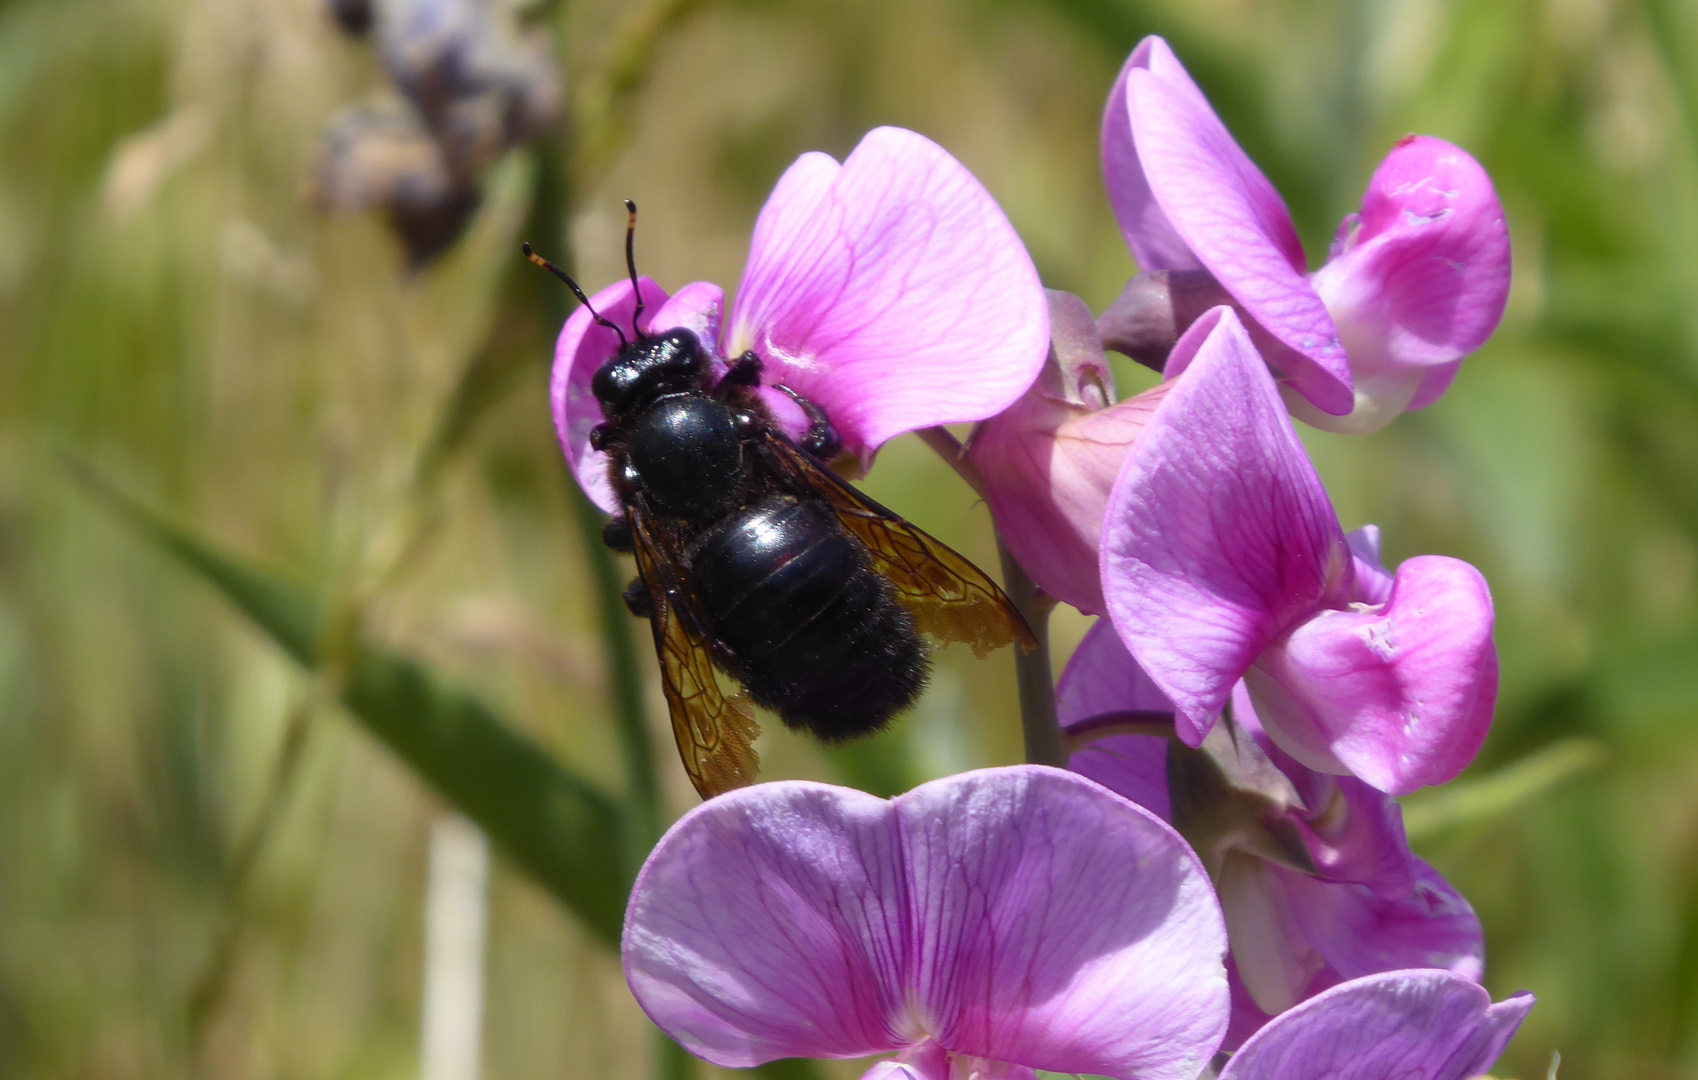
[3,0,1697,1076]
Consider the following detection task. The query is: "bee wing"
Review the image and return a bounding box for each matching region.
[756,431,1037,658]
[627,503,761,800]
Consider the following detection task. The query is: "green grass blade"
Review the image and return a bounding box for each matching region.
[70,462,633,947]
[1401,739,1607,843]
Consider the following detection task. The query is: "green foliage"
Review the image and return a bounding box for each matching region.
[71,461,633,947]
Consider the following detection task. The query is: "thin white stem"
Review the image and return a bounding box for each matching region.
[421,815,490,1080]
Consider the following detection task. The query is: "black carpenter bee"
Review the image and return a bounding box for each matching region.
[526,206,1035,799]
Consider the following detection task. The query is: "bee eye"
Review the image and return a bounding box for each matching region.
[592,362,644,413]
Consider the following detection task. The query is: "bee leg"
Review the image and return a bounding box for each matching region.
[776,384,843,461]
[622,577,654,619]
[716,351,764,398]
[601,516,635,552]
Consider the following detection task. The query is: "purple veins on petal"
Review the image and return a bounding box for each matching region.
[1217,970,1533,1080]
[1098,306,1497,793]
[622,767,1230,1080]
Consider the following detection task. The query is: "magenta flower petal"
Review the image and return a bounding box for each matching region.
[1057,619,1174,819]
[724,127,1048,465]
[623,767,1229,1078]
[1218,971,1533,1080]
[1101,308,1352,745]
[1282,858,1483,985]
[1121,44,1351,415]
[1057,618,1177,724]
[550,276,671,513]
[1101,39,1205,273]
[1299,136,1511,431]
[1247,556,1497,794]
[649,280,725,346]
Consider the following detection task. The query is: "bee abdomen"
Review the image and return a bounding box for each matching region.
[691,494,929,741]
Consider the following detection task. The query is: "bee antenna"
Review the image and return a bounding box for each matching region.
[623,200,646,339]
[523,242,628,349]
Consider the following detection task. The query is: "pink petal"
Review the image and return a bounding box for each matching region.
[1300,136,1510,432]
[1057,619,1178,725]
[1219,971,1533,1080]
[725,127,1049,466]
[1124,53,1351,415]
[1057,619,1175,820]
[1101,308,1352,746]
[550,276,679,512]
[971,292,1171,615]
[1281,858,1484,985]
[623,768,1230,1077]
[865,1044,1037,1080]
[1314,137,1510,372]
[651,281,725,348]
[902,768,1227,1080]
[1218,854,1324,1017]
[622,783,911,1066]
[1101,38,1205,272]
[1247,556,1498,795]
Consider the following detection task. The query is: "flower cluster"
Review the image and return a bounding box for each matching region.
[551,33,1528,1080]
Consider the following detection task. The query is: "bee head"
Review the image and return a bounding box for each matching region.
[592,328,711,420]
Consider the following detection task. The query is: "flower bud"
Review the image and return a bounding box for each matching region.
[1097,269,1233,371]
[310,102,482,268]
[968,290,1170,615]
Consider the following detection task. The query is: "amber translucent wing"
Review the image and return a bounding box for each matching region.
[627,504,761,800]
[757,432,1037,658]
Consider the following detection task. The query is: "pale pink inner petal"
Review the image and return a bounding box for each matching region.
[1101,308,1352,745]
[550,276,671,513]
[1127,67,1352,414]
[1219,971,1533,1080]
[1344,525,1394,605]
[900,768,1228,1080]
[970,291,1132,616]
[1218,854,1322,1016]
[725,127,1049,465]
[1249,555,1497,795]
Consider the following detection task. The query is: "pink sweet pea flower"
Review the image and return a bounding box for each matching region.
[1219,970,1533,1080]
[1061,622,1483,1047]
[622,766,1230,1080]
[551,127,1049,512]
[968,290,1171,615]
[1099,307,1497,794]
[1101,37,1510,434]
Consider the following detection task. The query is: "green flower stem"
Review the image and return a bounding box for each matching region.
[914,426,1066,768]
[572,485,663,849]
[997,540,1066,768]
